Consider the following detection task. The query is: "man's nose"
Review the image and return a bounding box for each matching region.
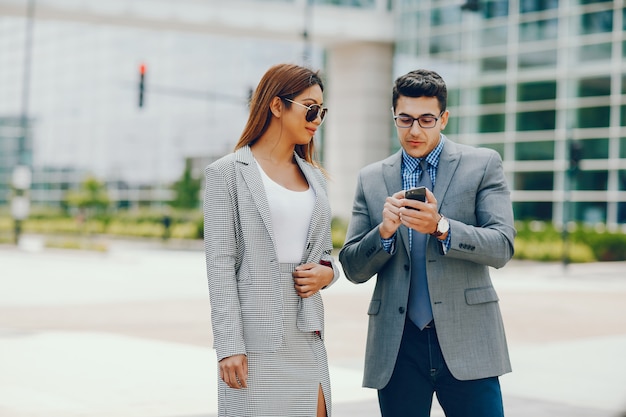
[410,120,423,134]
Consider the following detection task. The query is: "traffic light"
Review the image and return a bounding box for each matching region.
[569,140,583,172]
[138,63,146,108]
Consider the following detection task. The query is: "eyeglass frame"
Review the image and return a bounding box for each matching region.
[283,98,328,124]
[391,107,444,129]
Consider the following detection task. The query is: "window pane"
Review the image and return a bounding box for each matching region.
[513,201,552,221]
[447,89,461,107]
[445,115,460,135]
[483,0,509,19]
[579,138,608,159]
[618,202,626,223]
[479,113,505,133]
[577,106,610,128]
[519,50,557,68]
[517,110,556,131]
[515,171,554,190]
[481,25,508,47]
[620,138,626,158]
[578,76,611,97]
[479,143,505,158]
[431,5,462,27]
[481,56,507,72]
[430,33,461,54]
[619,169,626,191]
[518,81,556,101]
[516,141,555,160]
[580,10,613,35]
[573,202,606,223]
[575,170,608,191]
[621,106,626,127]
[480,85,506,104]
[577,43,612,62]
[520,19,558,42]
[520,0,559,13]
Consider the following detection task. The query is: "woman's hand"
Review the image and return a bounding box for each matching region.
[219,354,248,389]
[292,263,333,298]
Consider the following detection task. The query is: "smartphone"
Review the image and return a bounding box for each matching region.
[405,186,426,209]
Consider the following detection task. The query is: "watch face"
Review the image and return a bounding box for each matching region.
[438,217,449,233]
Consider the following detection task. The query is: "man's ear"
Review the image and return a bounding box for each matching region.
[440,109,449,130]
[269,96,283,118]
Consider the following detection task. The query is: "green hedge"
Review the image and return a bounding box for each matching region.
[3,211,625,263]
[513,221,626,263]
[0,208,203,240]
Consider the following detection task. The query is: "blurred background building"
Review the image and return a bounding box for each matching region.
[0,0,624,227]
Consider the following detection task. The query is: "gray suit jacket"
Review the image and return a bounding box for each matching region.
[339,137,516,388]
[204,145,339,362]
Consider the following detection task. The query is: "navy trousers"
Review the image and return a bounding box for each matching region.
[378,319,504,417]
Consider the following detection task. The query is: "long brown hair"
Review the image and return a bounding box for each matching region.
[234,63,325,167]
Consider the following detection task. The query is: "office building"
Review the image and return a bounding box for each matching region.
[392,0,625,226]
[0,0,624,227]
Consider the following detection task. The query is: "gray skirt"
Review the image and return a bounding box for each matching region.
[217,263,331,417]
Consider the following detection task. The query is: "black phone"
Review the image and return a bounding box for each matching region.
[405,186,426,209]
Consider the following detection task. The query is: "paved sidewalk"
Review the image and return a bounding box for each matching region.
[0,238,625,416]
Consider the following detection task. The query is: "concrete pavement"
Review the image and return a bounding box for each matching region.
[1,237,625,416]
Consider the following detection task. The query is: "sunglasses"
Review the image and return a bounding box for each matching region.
[283,98,328,124]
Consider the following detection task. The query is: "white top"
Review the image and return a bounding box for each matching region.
[257,162,316,264]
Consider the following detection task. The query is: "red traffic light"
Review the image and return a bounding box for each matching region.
[138,63,146,108]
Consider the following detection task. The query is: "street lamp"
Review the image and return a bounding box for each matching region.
[12,0,36,245]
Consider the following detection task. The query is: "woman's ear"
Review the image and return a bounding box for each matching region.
[269,96,283,118]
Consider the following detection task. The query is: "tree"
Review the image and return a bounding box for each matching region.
[170,160,201,209]
[65,176,110,215]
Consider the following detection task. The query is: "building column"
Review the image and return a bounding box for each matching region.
[323,41,393,222]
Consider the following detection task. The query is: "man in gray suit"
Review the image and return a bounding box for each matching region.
[339,69,516,417]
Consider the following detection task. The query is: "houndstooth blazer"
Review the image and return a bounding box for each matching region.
[204,145,339,361]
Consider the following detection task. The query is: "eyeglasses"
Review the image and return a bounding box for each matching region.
[392,108,444,129]
[284,98,328,124]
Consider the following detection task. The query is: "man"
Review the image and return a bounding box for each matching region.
[339,69,516,417]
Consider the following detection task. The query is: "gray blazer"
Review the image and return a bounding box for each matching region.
[204,145,339,362]
[339,138,516,388]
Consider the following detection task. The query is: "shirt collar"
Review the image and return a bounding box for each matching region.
[401,134,445,172]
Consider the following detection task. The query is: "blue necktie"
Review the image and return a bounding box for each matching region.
[408,160,434,330]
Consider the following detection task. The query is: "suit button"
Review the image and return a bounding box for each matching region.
[404,264,409,271]
[399,307,405,314]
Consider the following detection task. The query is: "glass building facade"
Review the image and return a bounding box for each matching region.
[1,0,624,226]
[0,11,317,208]
[393,0,626,226]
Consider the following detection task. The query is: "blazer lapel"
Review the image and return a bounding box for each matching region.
[236,146,276,247]
[433,136,461,208]
[382,151,410,256]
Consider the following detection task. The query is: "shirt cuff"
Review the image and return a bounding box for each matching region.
[440,230,451,254]
[381,233,396,253]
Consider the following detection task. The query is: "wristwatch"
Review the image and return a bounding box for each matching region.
[431,214,449,238]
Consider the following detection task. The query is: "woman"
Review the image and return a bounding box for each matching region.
[203,63,339,417]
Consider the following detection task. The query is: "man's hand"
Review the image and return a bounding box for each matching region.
[219,354,248,389]
[379,190,406,239]
[399,188,440,234]
[293,263,333,298]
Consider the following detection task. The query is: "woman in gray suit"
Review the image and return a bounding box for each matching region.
[204,63,339,417]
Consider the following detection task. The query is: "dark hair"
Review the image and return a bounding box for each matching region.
[234,63,324,166]
[392,69,447,113]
